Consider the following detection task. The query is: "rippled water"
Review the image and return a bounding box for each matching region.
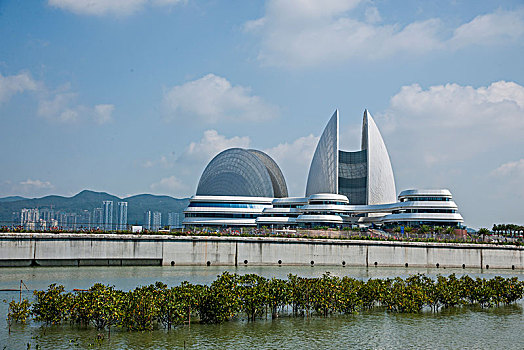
[1,266,523,349]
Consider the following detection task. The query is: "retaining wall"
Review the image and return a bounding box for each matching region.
[0,233,522,269]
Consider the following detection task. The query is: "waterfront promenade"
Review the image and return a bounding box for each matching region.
[0,233,522,269]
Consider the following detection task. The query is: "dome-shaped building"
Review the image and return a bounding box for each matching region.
[196,148,288,198]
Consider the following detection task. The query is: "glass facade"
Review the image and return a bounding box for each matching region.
[188,202,268,209]
[404,197,450,202]
[196,148,288,198]
[338,149,367,205]
[185,213,259,218]
[249,149,288,198]
[305,110,396,205]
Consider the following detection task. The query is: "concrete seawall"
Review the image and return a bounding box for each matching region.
[0,233,522,269]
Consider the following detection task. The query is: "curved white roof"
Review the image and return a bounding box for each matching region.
[262,207,302,214]
[305,110,339,196]
[189,195,273,203]
[304,110,396,205]
[380,212,463,223]
[196,148,288,198]
[256,217,297,224]
[272,197,309,205]
[296,214,344,223]
[399,189,452,198]
[362,110,396,205]
[182,217,257,226]
[301,204,349,212]
[308,193,349,203]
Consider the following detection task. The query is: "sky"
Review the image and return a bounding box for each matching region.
[0,0,523,229]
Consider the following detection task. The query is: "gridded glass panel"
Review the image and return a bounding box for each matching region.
[188,202,268,208]
[196,148,288,197]
[248,149,288,197]
[338,150,367,205]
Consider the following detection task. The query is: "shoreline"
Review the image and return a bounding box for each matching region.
[1,232,522,269]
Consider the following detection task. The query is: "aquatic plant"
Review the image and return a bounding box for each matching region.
[6,273,523,332]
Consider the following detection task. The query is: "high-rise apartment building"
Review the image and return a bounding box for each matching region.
[21,208,39,230]
[102,201,113,231]
[144,210,152,230]
[59,213,78,230]
[117,202,128,231]
[79,210,91,229]
[93,208,103,229]
[39,208,55,222]
[168,212,181,229]
[152,211,162,231]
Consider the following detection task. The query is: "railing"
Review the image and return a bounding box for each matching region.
[0,222,522,245]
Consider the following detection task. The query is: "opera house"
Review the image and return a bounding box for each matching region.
[183,110,464,229]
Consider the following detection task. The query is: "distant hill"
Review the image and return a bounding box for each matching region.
[0,196,27,202]
[0,190,189,226]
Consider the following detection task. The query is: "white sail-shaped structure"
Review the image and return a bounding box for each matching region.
[305,110,339,196]
[305,109,396,205]
[362,110,396,205]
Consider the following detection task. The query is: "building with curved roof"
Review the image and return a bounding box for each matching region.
[183,109,465,229]
[305,110,339,195]
[306,109,396,205]
[256,189,463,229]
[196,148,288,198]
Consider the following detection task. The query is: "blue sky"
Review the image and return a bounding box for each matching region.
[1,0,523,229]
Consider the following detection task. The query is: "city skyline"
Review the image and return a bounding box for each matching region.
[1,1,523,229]
[12,198,182,231]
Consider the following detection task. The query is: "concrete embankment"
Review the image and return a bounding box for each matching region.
[0,233,522,269]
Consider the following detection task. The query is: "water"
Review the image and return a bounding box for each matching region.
[1,266,523,349]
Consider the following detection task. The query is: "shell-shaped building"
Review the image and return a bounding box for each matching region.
[305,110,339,195]
[306,109,396,205]
[196,148,288,198]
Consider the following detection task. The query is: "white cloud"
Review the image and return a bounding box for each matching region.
[144,130,319,197]
[451,9,524,47]
[364,6,381,24]
[374,80,524,227]
[37,89,80,122]
[379,80,524,170]
[19,179,54,189]
[264,134,319,195]
[34,83,116,124]
[141,155,174,169]
[0,72,38,105]
[163,74,278,123]
[489,157,524,204]
[150,175,186,196]
[48,0,185,17]
[184,129,251,161]
[0,178,55,197]
[1,70,116,124]
[491,159,524,177]
[246,2,524,67]
[490,159,524,199]
[141,130,251,196]
[93,104,115,124]
[385,80,524,135]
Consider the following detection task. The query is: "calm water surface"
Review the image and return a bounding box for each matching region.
[1,266,523,349]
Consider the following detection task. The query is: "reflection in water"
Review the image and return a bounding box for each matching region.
[1,266,523,349]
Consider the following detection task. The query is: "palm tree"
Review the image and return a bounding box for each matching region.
[478,228,490,242]
[419,225,430,238]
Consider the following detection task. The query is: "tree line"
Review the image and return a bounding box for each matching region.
[7,273,524,332]
[491,224,524,237]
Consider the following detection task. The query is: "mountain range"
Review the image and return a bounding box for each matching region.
[0,190,189,226]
